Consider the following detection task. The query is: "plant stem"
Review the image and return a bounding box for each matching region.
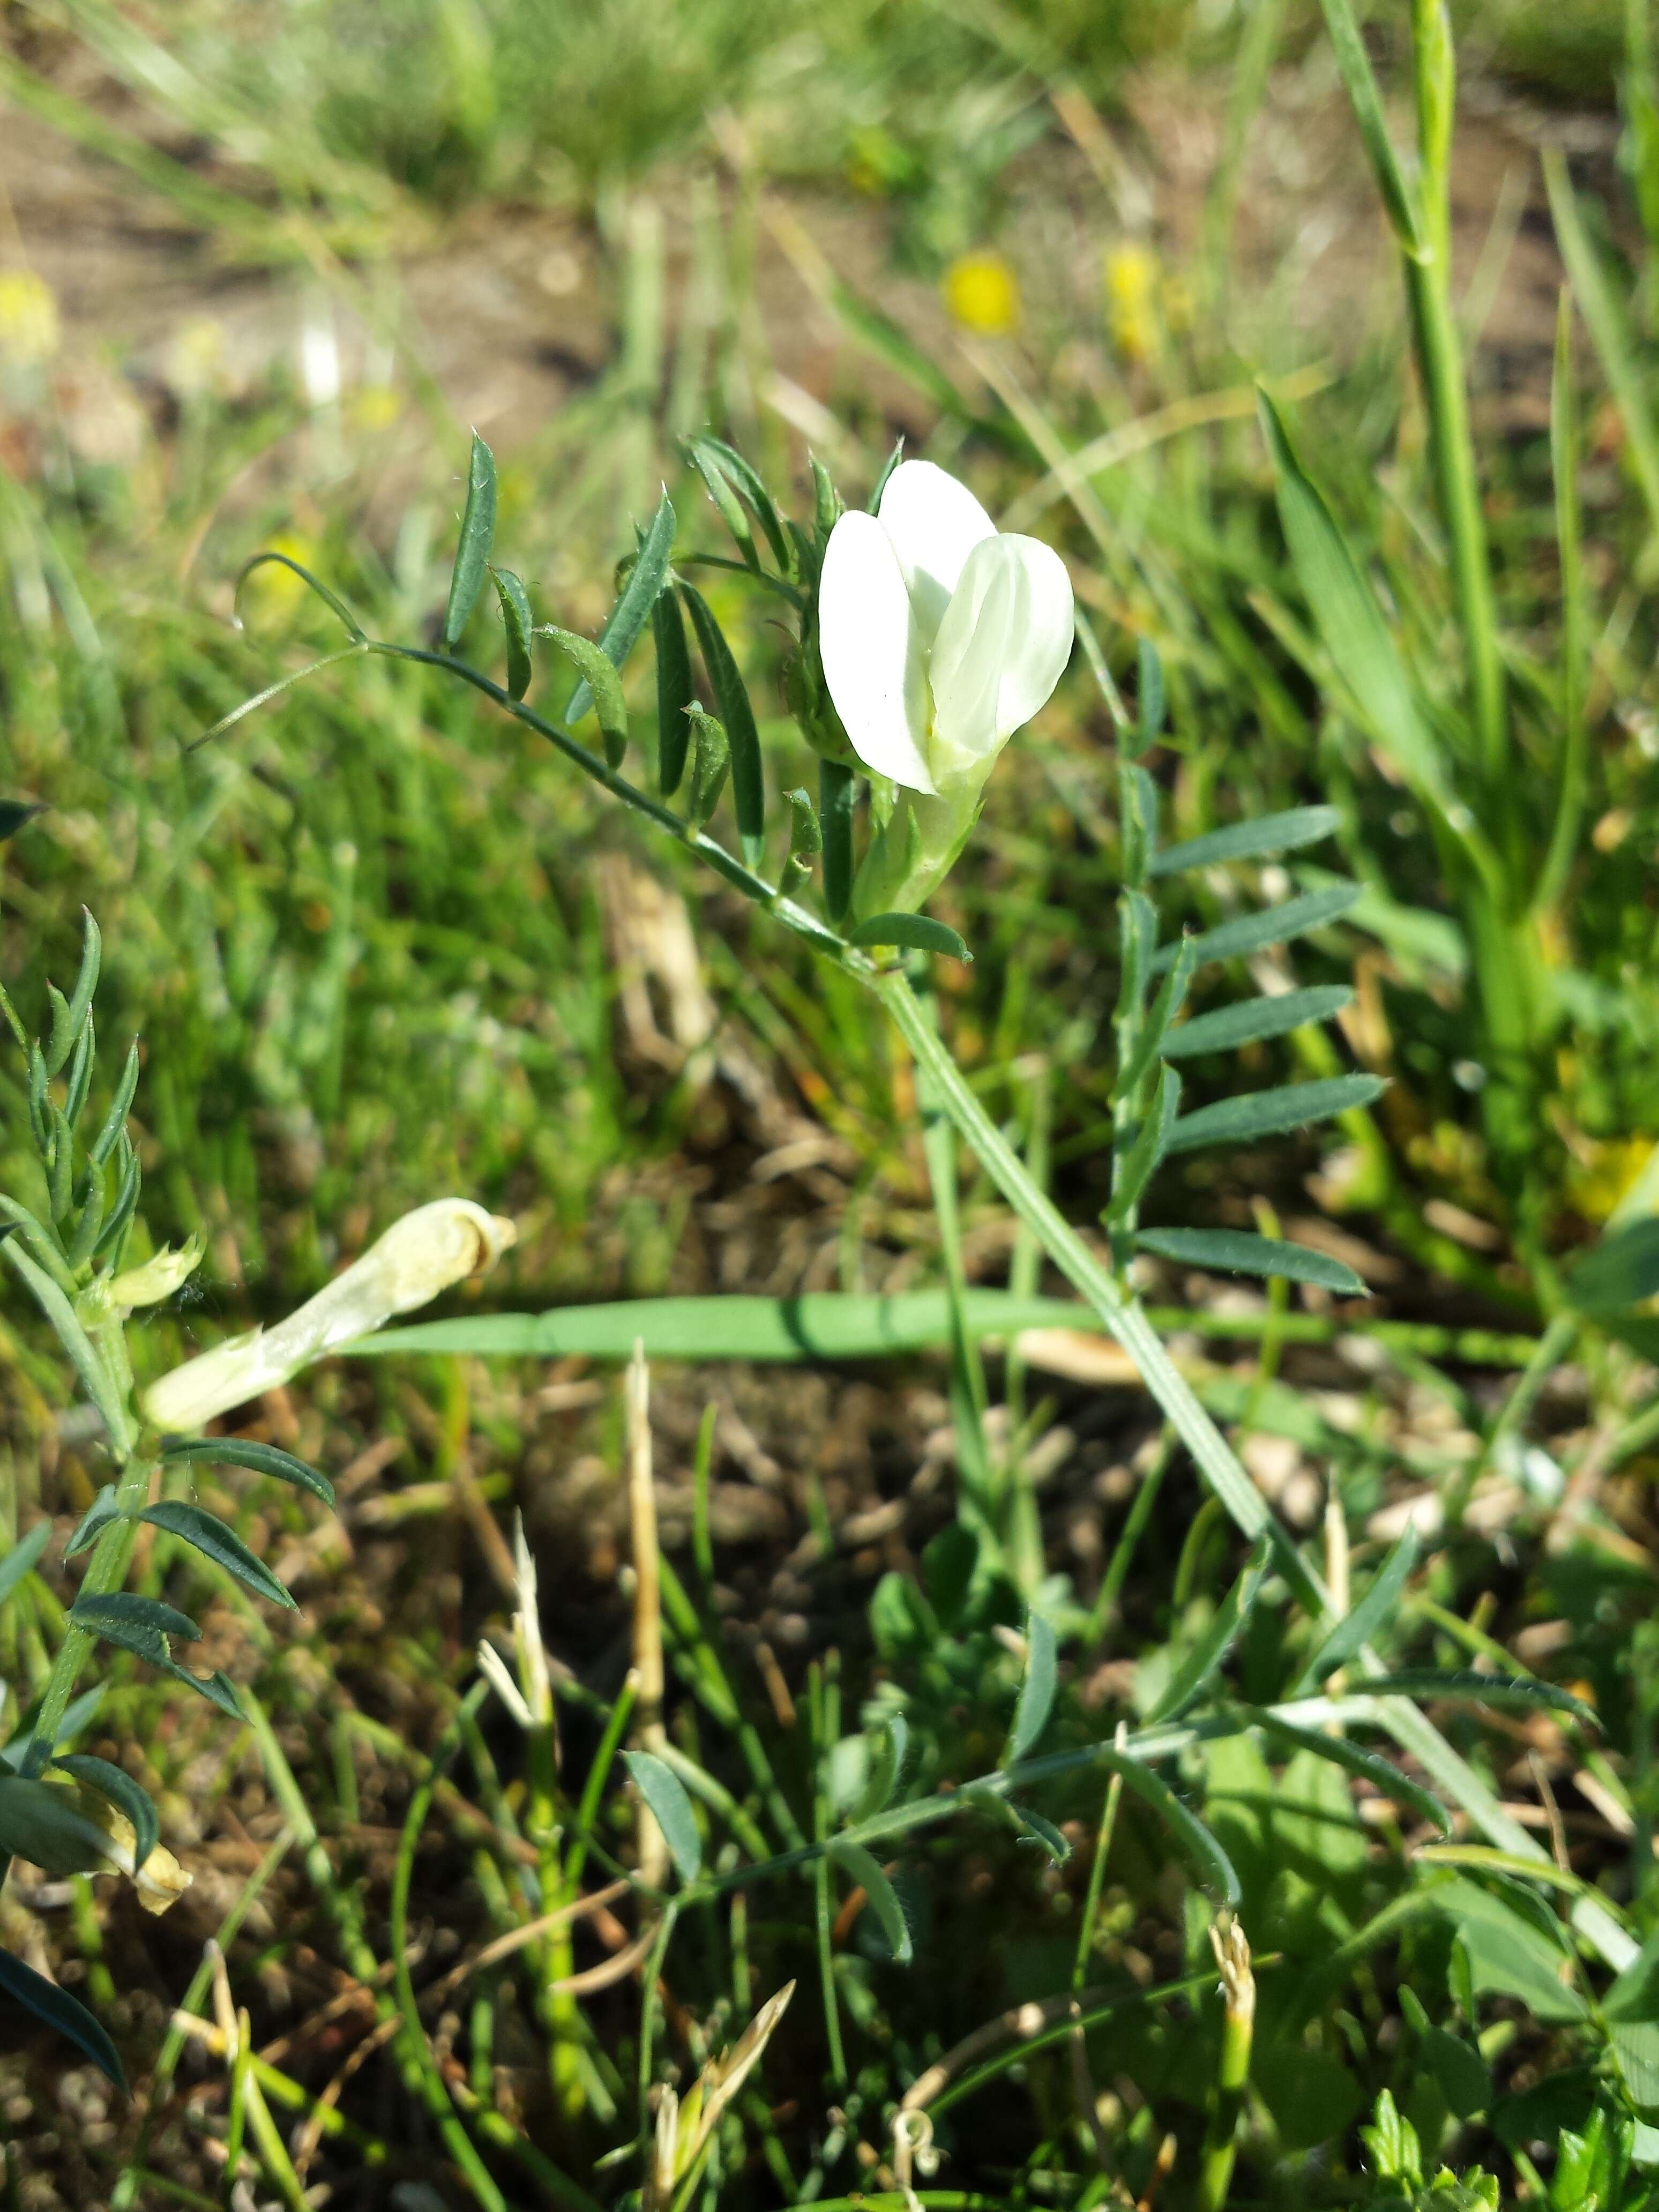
[22,1449,151,1776]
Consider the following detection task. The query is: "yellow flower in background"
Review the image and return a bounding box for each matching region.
[1565,1136,1655,1223]
[943,251,1021,337]
[348,384,402,434]
[1103,242,1160,364]
[0,270,61,368]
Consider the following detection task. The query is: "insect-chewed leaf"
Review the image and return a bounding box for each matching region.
[443,431,497,652]
[855,1714,909,1821]
[1150,883,1360,975]
[1163,985,1354,1060]
[679,584,765,869]
[567,492,676,723]
[1009,1803,1071,1862]
[1134,1228,1367,1297]
[491,567,534,701]
[1248,1712,1449,1837]
[1150,805,1341,877]
[1361,1670,1598,1730]
[50,1754,160,1870]
[1563,1217,1659,1316]
[65,1488,125,1561]
[849,913,972,965]
[158,1437,334,1508]
[623,1750,702,1883]
[1299,1527,1418,1688]
[829,1840,912,1963]
[70,1591,200,1663]
[138,1501,296,1611]
[0,1521,53,1601]
[1147,1538,1270,1723]
[540,626,629,768]
[0,801,46,842]
[1006,1608,1058,1765]
[653,587,694,797]
[0,1777,113,1876]
[0,1945,125,2089]
[1167,1074,1384,1155]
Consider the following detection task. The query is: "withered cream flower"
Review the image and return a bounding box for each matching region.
[143,1200,514,1432]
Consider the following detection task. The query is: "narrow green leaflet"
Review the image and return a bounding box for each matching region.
[442,431,497,652]
[1147,1538,1269,1723]
[0,1777,111,1875]
[1118,937,1197,1098]
[693,439,792,573]
[1008,1803,1071,1863]
[1259,395,1453,809]
[849,913,972,964]
[138,1501,296,1612]
[829,1840,913,1962]
[490,567,534,701]
[540,625,630,768]
[1249,1712,1449,1839]
[0,1521,52,1601]
[1299,1528,1418,1690]
[1563,1217,1659,1316]
[1164,986,1354,1060]
[1360,1671,1597,1729]
[1150,805,1341,877]
[1005,1609,1058,1765]
[1167,1074,1385,1156]
[685,706,729,825]
[566,492,676,723]
[653,586,694,797]
[1135,637,1166,756]
[89,1040,140,1167]
[65,1487,125,1560]
[233,551,366,644]
[1101,1748,1240,1906]
[0,1945,124,2089]
[1108,1063,1181,1222]
[158,1436,334,1508]
[819,761,855,924]
[679,584,765,868]
[70,1591,200,1662]
[1135,1229,1366,1297]
[623,1750,702,1884]
[854,1715,909,1821]
[1148,882,1360,975]
[51,1754,159,1870]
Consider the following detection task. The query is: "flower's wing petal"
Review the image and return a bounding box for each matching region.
[818,510,936,793]
[929,534,1074,782]
[876,460,997,644]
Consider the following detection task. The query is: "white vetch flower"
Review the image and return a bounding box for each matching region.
[817,460,1074,796]
[143,1199,515,1432]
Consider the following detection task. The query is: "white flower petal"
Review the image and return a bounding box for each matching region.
[928,534,1074,783]
[819,508,936,794]
[875,460,997,643]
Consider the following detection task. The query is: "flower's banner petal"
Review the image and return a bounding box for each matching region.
[929,534,1073,780]
[875,459,997,642]
[819,511,935,793]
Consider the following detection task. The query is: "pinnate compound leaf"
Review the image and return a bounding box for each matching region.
[849,913,972,965]
[50,1755,159,1871]
[65,1489,124,1562]
[623,1751,701,1883]
[443,431,497,652]
[829,1840,912,1963]
[1164,985,1354,1060]
[1135,1228,1366,1297]
[1563,1218,1659,1316]
[158,1437,334,1508]
[0,1521,53,1598]
[1167,1074,1384,1156]
[1147,1538,1271,1724]
[1299,1528,1418,1689]
[1005,1609,1058,1765]
[1150,805,1341,876]
[138,1501,296,1611]
[0,1945,124,2089]
[490,567,534,701]
[1149,882,1361,975]
[566,492,677,724]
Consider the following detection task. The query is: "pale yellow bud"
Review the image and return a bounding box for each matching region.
[107,1238,205,1312]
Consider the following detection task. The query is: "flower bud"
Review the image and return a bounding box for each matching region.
[107,1237,205,1312]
